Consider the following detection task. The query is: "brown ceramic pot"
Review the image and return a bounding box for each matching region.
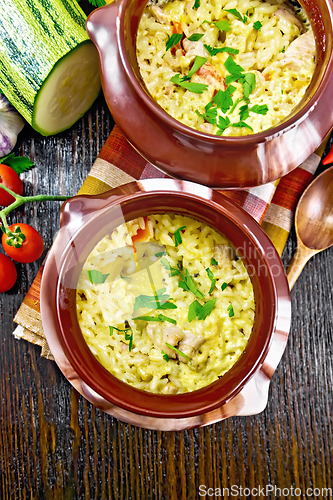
[40,179,291,430]
[86,0,333,188]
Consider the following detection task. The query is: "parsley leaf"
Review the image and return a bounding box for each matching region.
[84,0,106,7]
[231,121,253,131]
[188,33,204,41]
[170,74,208,94]
[88,270,109,284]
[225,8,247,23]
[165,33,183,52]
[136,314,177,324]
[160,257,181,276]
[228,97,246,114]
[239,104,249,121]
[109,325,132,336]
[204,44,239,56]
[282,45,286,53]
[214,20,232,32]
[221,282,228,291]
[174,226,186,246]
[211,257,218,266]
[0,153,34,174]
[206,268,216,294]
[251,104,268,115]
[155,251,167,257]
[133,288,177,311]
[216,115,231,135]
[188,300,202,322]
[197,298,216,320]
[253,20,262,30]
[125,330,134,351]
[193,0,200,9]
[224,55,244,78]
[161,350,170,362]
[242,72,256,98]
[227,304,234,317]
[165,342,190,359]
[187,56,207,78]
[213,86,235,113]
[196,106,218,125]
[184,269,204,299]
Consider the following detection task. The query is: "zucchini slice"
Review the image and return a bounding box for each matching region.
[0,0,101,136]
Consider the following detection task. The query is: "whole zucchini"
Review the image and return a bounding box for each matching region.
[0,0,101,135]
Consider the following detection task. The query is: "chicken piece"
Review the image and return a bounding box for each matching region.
[213,244,233,269]
[183,38,207,58]
[177,331,205,359]
[161,383,178,394]
[267,30,315,74]
[149,5,169,24]
[163,325,184,358]
[273,6,304,32]
[146,324,183,358]
[193,62,225,92]
[200,123,214,134]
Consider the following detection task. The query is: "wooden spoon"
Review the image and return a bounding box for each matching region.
[287,165,333,290]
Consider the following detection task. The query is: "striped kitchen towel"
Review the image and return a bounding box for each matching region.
[13,125,331,359]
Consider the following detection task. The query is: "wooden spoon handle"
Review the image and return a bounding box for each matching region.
[286,243,317,290]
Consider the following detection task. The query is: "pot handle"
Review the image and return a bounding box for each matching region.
[86,2,121,53]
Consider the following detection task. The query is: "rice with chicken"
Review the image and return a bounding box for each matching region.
[76,214,255,394]
[136,0,315,135]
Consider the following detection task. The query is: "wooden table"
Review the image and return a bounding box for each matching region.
[1,37,333,500]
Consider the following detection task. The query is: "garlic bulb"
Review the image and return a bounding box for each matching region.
[0,94,25,157]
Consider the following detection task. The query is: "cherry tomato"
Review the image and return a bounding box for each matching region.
[0,253,17,292]
[0,164,23,206]
[2,223,44,263]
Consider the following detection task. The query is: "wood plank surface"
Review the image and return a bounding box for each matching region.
[0,8,333,496]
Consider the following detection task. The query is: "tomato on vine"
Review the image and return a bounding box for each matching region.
[2,223,44,263]
[0,253,17,292]
[0,164,23,206]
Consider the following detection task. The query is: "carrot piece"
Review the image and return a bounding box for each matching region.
[131,216,150,243]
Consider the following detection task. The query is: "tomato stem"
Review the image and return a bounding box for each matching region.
[0,184,70,240]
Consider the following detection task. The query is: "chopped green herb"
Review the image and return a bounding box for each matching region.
[133,288,177,311]
[211,257,218,266]
[188,300,202,322]
[214,85,236,112]
[88,269,109,284]
[197,298,217,320]
[216,115,231,135]
[165,342,190,359]
[161,350,170,362]
[192,0,200,9]
[227,304,234,317]
[170,74,208,94]
[204,44,239,56]
[282,45,286,53]
[206,268,216,294]
[231,121,253,131]
[225,8,247,23]
[221,282,228,291]
[228,97,246,115]
[214,20,232,32]
[281,90,284,94]
[196,105,218,125]
[136,314,177,324]
[160,257,181,276]
[109,325,132,336]
[179,268,204,299]
[125,330,134,351]
[188,33,204,41]
[187,56,207,78]
[242,72,256,98]
[250,104,268,115]
[224,55,245,78]
[253,20,262,30]
[165,33,183,53]
[174,225,186,247]
[239,104,249,121]
[155,250,167,257]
